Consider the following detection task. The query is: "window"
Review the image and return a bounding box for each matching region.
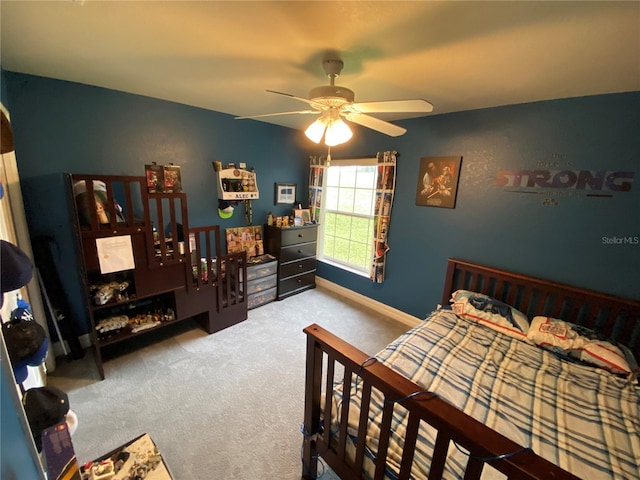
[318,157,378,275]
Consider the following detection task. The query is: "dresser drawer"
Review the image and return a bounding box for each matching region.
[246,273,277,295]
[279,271,316,298]
[280,225,318,247]
[248,286,277,309]
[279,257,316,279]
[280,241,317,263]
[245,260,278,281]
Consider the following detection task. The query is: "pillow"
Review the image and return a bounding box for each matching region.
[528,316,639,378]
[450,290,530,340]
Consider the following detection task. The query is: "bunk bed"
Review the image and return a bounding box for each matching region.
[302,258,640,480]
[71,174,247,379]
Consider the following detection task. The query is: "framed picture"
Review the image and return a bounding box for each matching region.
[163,164,182,193]
[293,208,311,225]
[275,182,296,205]
[145,163,165,193]
[415,156,462,209]
[225,226,264,258]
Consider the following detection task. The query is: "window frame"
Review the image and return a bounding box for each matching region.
[317,156,378,276]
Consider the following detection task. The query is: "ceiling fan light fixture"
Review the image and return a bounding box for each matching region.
[324,118,352,146]
[305,108,352,146]
[304,117,326,144]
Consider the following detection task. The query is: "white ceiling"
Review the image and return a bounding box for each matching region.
[1,1,639,132]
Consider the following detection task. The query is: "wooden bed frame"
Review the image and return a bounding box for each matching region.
[302,258,640,480]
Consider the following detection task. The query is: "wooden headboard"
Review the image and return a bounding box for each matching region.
[442,258,640,359]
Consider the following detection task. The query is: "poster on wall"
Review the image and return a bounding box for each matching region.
[415,156,462,208]
[226,226,264,258]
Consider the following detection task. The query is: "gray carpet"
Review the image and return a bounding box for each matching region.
[49,287,410,479]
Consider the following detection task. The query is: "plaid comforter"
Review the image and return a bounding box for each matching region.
[332,309,640,479]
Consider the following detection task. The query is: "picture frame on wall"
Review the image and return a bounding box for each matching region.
[145,163,165,193]
[415,156,462,209]
[163,164,182,193]
[275,182,296,205]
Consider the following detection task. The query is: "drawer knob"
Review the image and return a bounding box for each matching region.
[297,249,303,253]
[298,234,303,238]
[298,264,303,268]
[297,279,302,283]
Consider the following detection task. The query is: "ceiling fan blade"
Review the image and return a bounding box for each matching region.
[345,113,407,137]
[235,110,318,120]
[349,99,433,114]
[266,89,327,109]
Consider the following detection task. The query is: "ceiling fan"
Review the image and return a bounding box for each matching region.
[235,57,434,146]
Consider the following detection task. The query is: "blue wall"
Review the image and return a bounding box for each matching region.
[3,70,639,324]
[4,72,310,228]
[320,93,640,317]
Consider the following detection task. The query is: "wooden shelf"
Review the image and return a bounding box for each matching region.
[70,174,248,379]
[97,315,184,348]
[215,166,259,200]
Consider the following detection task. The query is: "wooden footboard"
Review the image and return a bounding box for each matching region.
[302,323,578,480]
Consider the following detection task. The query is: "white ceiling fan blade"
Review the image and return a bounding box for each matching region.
[235,110,318,120]
[349,99,433,114]
[345,113,407,137]
[266,89,327,110]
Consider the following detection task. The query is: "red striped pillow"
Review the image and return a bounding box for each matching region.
[450,290,530,341]
[528,316,638,377]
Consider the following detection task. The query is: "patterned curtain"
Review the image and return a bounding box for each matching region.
[308,155,327,223]
[370,151,397,283]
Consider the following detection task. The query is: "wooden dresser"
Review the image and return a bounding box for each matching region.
[265,224,317,300]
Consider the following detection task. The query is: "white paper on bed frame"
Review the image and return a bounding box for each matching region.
[96,235,135,274]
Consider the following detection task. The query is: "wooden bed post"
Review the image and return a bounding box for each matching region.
[302,326,324,479]
[442,258,458,305]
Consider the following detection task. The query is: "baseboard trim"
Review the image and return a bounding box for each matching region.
[315,278,422,328]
